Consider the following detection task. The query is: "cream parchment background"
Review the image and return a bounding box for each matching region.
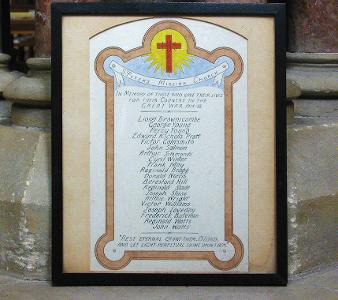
[62,16,275,273]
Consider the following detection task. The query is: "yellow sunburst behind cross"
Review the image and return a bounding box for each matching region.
[144,29,192,74]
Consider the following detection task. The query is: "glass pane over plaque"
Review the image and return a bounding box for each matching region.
[89,18,248,273]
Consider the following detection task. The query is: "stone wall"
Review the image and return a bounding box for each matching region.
[287,53,338,274]
[0,0,337,280]
[0,57,51,279]
[286,0,338,275]
[288,0,338,53]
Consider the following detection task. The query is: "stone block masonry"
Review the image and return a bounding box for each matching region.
[0,127,50,279]
[288,118,337,274]
[0,57,51,279]
[286,52,338,276]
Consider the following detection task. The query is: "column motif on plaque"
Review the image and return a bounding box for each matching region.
[90,18,248,273]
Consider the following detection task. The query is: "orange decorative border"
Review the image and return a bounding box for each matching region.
[94,20,244,271]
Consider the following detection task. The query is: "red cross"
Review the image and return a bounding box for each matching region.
[157,35,181,73]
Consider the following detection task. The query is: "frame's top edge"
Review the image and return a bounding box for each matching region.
[51,2,285,16]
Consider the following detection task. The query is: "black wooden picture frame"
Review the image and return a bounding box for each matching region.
[0,0,11,54]
[51,2,287,286]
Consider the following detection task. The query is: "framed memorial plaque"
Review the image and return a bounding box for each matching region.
[52,2,287,286]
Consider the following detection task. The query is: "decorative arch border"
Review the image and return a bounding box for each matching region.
[94,20,244,271]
